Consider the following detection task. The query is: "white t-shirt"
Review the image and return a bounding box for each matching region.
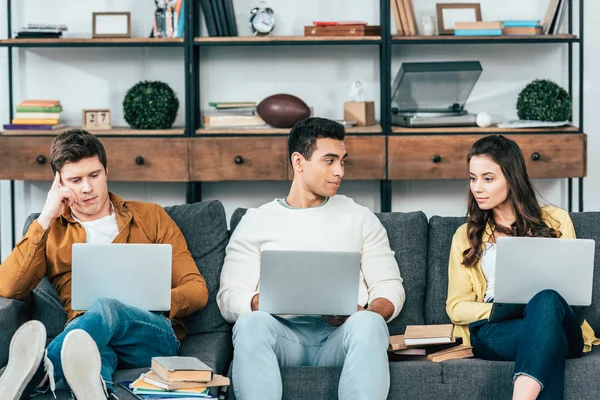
[482,242,497,303]
[73,209,119,244]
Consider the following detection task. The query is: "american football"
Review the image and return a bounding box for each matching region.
[257,94,311,128]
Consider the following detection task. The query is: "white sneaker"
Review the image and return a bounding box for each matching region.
[0,320,46,400]
[61,329,107,400]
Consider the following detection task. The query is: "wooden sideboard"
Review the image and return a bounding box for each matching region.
[0,134,586,183]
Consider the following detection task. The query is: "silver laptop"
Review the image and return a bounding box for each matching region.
[259,250,361,316]
[489,237,595,324]
[71,243,172,311]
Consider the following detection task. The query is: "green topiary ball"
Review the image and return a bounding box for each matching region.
[516,79,571,122]
[123,81,179,129]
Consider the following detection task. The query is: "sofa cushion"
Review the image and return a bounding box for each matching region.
[165,201,230,335]
[230,209,428,336]
[569,212,600,333]
[22,200,230,336]
[227,361,444,400]
[32,277,67,338]
[178,331,233,375]
[425,216,465,325]
[377,212,428,335]
[440,347,600,400]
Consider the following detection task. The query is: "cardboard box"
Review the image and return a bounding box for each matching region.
[344,101,375,126]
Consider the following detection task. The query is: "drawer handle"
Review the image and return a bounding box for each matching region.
[432,154,442,163]
[36,155,46,165]
[531,152,541,161]
[135,156,145,165]
[234,155,244,165]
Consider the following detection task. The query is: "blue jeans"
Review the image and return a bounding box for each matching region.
[46,297,179,394]
[469,289,584,400]
[231,311,390,400]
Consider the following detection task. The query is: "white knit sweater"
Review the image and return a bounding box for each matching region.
[217,195,405,323]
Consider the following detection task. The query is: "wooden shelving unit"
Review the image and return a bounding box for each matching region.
[391,34,578,44]
[0,126,185,136]
[391,125,580,134]
[0,38,184,47]
[196,125,383,135]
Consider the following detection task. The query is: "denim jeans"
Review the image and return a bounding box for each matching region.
[45,297,179,395]
[231,311,390,400]
[469,289,584,400]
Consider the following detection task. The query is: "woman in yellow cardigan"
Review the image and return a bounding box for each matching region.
[446,135,599,400]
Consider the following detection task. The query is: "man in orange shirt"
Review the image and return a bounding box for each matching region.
[0,129,208,399]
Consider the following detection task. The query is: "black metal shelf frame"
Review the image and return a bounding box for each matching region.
[2,0,586,256]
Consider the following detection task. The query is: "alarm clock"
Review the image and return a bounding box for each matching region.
[250,2,275,36]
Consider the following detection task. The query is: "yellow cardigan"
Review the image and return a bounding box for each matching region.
[446,206,600,352]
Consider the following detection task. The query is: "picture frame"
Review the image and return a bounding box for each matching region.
[92,12,131,38]
[436,3,482,35]
[82,109,111,130]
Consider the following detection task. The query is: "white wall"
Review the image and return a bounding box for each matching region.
[1,0,597,259]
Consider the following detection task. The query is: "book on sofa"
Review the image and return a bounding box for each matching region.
[389,344,474,362]
[403,324,454,346]
[389,335,463,355]
[152,356,214,383]
[118,371,230,399]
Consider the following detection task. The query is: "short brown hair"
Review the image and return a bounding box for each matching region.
[50,129,107,174]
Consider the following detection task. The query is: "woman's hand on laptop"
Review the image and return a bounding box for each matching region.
[38,172,79,230]
[322,305,366,327]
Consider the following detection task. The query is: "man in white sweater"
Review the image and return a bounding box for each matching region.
[217,117,405,400]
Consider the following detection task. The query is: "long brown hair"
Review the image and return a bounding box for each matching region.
[462,135,560,267]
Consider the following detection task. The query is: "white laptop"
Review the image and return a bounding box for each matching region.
[489,237,595,324]
[71,243,172,311]
[259,250,361,316]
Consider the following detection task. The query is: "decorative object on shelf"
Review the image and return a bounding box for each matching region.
[304,22,381,37]
[344,81,375,127]
[249,1,274,36]
[123,81,179,129]
[421,16,436,36]
[436,3,482,35]
[82,109,112,130]
[257,94,310,128]
[475,112,492,127]
[516,79,571,122]
[153,0,185,38]
[92,12,131,38]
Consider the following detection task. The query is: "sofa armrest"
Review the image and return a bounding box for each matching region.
[0,296,32,368]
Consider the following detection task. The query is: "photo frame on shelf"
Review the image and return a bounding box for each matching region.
[92,12,131,38]
[436,3,482,35]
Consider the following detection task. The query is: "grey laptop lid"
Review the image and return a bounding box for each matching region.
[71,243,172,311]
[494,237,595,306]
[259,250,361,316]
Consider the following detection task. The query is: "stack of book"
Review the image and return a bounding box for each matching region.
[454,21,504,37]
[15,24,67,39]
[391,0,417,36]
[388,324,474,362]
[543,0,568,34]
[4,100,65,132]
[203,101,267,129]
[119,356,230,399]
[200,0,238,37]
[502,20,543,35]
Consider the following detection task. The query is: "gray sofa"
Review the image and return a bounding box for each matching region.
[1,201,599,399]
